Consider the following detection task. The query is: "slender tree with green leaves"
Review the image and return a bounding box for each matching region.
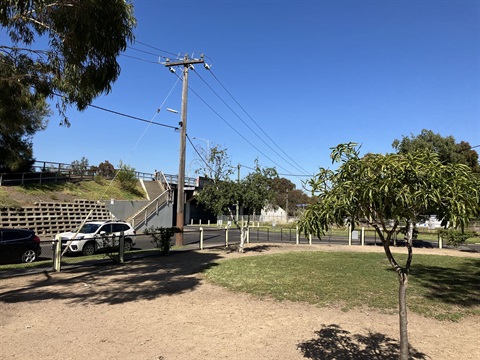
[299,143,480,360]
[196,159,278,252]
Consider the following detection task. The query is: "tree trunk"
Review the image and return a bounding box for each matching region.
[228,207,247,253]
[398,271,409,360]
[238,226,247,253]
[374,223,411,360]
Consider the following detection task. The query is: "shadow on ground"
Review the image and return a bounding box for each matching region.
[0,250,222,306]
[297,324,427,360]
[222,244,279,253]
[410,258,480,307]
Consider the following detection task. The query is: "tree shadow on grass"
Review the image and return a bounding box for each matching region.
[222,244,279,253]
[410,258,480,307]
[297,324,427,360]
[0,250,222,306]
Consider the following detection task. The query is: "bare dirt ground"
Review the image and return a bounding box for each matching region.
[0,244,479,360]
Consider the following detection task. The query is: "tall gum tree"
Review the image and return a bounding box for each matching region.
[0,0,136,125]
[299,143,480,360]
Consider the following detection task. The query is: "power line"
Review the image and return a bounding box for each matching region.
[135,40,179,58]
[170,72,295,175]
[186,134,214,175]
[50,92,177,129]
[126,46,169,61]
[208,69,311,176]
[87,103,178,130]
[238,163,312,178]
[120,53,159,64]
[192,68,309,176]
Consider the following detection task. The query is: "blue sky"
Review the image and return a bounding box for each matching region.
[31,0,480,190]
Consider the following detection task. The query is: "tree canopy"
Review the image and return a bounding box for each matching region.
[299,142,480,359]
[0,1,135,172]
[196,160,278,218]
[392,129,479,173]
[0,54,50,172]
[196,160,278,252]
[270,177,311,216]
[0,0,136,125]
[194,144,235,181]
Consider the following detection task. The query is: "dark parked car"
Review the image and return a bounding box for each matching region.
[0,228,42,263]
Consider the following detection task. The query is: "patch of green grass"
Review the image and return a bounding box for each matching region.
[0,188,22,208]
[465,237,480,244]
[203,251,480,321]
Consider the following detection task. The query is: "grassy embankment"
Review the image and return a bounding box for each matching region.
[0,178,146,208]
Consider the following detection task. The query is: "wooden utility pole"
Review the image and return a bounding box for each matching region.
[236,164,240,221]
[165,55,204,246]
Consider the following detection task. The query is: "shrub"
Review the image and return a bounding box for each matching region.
[437,228,476,247]
[97,160,115,179]
[116,161,137,191]
[71,157,89,175]
[144,226,181,255]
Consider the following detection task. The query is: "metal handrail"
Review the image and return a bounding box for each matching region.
[130,189,171,229]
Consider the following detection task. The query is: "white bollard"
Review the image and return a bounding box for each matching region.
[296,225,299,245]
[53,234,62,272]
[200,227,204,250]
[348,224,352,246]
[118,232,125,263]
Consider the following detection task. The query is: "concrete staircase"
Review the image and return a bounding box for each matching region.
[128,178,173,230]
[142,179,165,200]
